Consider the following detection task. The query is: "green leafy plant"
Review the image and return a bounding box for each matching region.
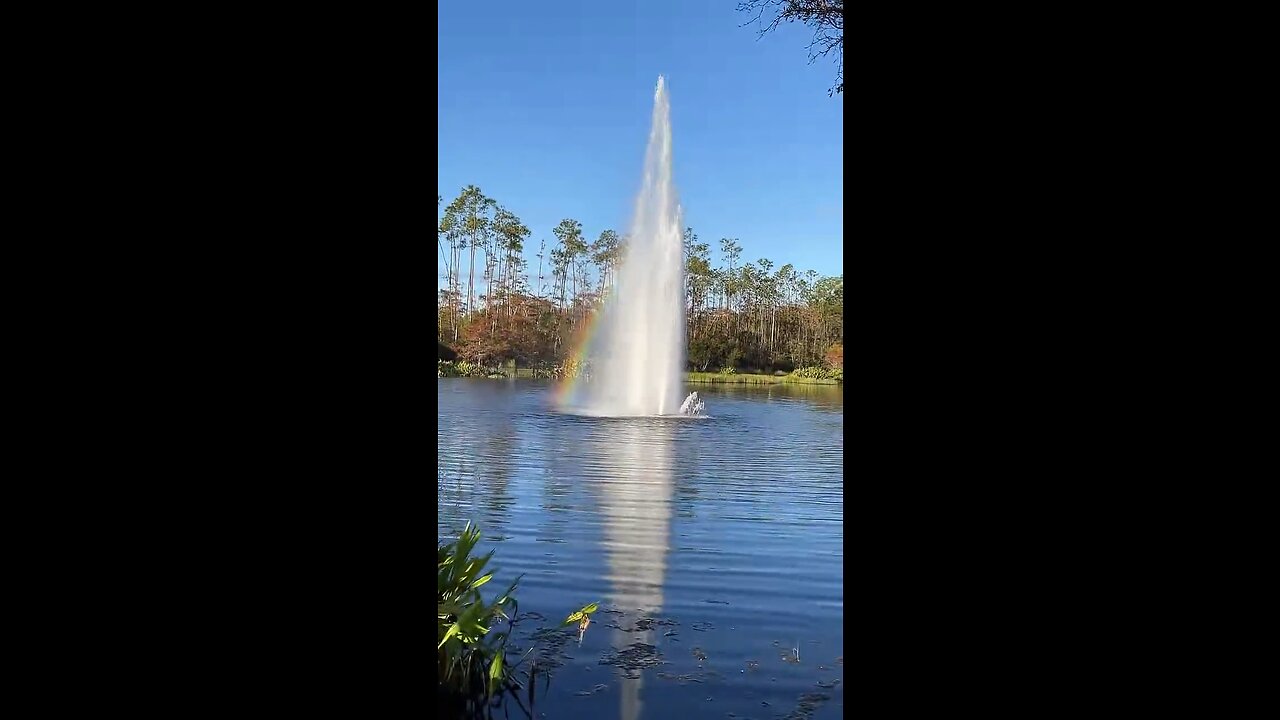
[438,523,523,715]
[437,524,599,718]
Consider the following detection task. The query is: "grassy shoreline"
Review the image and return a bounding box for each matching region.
[685,372,840,385]
[441,362,841,385]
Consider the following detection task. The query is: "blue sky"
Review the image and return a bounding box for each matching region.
[438,0,843,284]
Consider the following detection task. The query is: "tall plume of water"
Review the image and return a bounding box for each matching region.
[577,76,686,416]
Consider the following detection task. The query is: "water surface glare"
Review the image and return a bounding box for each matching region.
[438,380,844,720]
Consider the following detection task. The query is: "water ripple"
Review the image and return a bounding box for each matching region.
[439,380,843,720]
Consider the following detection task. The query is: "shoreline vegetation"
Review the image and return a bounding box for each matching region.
[685,371,838,385]
[439,360,841,385]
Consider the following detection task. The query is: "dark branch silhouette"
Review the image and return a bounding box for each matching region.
[737,0,844,97]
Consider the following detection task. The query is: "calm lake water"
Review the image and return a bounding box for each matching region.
[438,380,844,720]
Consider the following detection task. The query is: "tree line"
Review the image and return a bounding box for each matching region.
[438,185,843,372]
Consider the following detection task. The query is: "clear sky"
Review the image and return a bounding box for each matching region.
[438,0,843,285]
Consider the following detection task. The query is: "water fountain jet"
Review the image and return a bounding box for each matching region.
[558,76,702,417]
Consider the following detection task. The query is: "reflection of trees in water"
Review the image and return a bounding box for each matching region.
[671,429,703,515]
[536,417,580,544]
[438,458,514,534]
[480,418,516,518]
[586,419,676,720]
[437,411,520,535]
[437,459,480,537]
[700,383,845,415]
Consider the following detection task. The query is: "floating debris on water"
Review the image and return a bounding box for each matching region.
[527,628,578,670]
[780,691,832,720]
[599,642,664,673]
[655,670,712,684]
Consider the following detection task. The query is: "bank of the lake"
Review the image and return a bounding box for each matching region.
[686,371,840,385]
[448,364,841,384]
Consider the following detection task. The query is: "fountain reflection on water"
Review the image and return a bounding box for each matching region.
[587,419,675,720]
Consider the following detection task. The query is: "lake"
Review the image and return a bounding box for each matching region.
[438,379,844,720]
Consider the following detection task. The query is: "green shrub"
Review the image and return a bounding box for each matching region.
[718,366,737,375]
[551,358,588,380]
[456,361,487,377]
[439,360,459,377]
[439,360,508,378]
[792,366,840,380]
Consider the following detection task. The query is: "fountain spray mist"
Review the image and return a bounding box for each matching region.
[575,76,687,416]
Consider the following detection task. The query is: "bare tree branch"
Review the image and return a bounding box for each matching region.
[737,0,843,96]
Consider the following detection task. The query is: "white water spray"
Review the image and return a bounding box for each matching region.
[571,76,702,416]
[678,391,704,416]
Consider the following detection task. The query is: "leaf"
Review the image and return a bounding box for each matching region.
[470,572,493,591]
[457,602,490,641]
[562,601,601,626]
[493,576,522,610]
[439,623,460,650]
[488,649,505,696]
